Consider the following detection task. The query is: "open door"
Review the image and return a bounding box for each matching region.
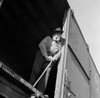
[54,9,71,98]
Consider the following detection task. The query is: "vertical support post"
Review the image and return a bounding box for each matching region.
[54,8,72,98]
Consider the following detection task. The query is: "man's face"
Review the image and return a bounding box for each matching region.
[52,34,61,41]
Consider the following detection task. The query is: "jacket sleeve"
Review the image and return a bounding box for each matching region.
[39,36,51,58]
[53,50,61,60]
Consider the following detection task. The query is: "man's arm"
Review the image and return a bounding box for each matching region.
[52,50,61,61]
[39,36,53,61]
[39,36,49,58]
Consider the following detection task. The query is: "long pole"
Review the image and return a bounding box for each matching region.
[33,61,52,88]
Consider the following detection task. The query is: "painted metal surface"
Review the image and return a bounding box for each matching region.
[55,8,100,98]
[89,57,100,98]
[68,13,90,77]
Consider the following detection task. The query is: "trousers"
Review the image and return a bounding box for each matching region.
[30,50,52,93]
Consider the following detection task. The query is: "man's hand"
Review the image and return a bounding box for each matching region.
[46,56,54,61]
[52,51,61,61]
[46,50,61,61]
[52,56,58,61]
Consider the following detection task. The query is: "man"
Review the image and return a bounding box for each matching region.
[30,27,65,97]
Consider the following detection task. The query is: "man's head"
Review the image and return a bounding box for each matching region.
[52,27,63,41]
[52,33,61,41]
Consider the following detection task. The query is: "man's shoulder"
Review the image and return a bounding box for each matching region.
[43,36,52,42]
[45,36,51,39]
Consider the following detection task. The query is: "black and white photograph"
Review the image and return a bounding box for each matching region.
[0,0,100,98]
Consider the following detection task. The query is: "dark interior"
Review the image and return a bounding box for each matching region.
[0,0,69,82]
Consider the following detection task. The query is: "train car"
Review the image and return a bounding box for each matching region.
[54,8,100,98]
[0,0,100,98]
